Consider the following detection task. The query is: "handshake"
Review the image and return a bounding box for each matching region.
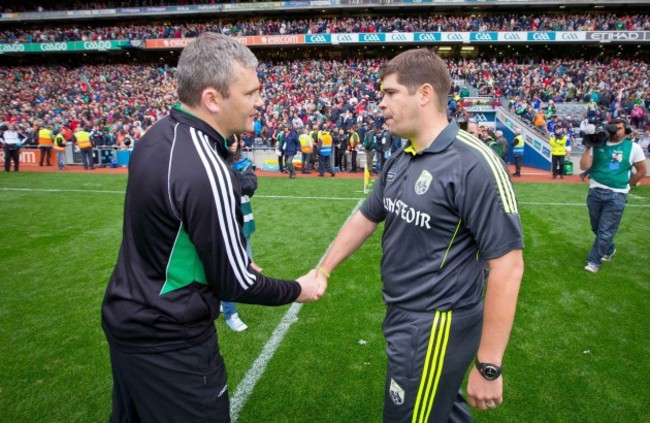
[295,267,330,303]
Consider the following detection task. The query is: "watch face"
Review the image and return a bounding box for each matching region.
[483,366,499,380]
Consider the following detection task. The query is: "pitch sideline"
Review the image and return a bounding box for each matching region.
[2,188,649,207]
[229,199,364,422]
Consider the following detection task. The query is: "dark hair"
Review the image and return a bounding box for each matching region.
[379,48,451,113]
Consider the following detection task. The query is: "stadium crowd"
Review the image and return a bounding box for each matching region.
[1,57,648,150]
[1,1,254,13]
[1,13,650,44]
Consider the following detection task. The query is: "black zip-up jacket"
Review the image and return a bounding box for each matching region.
[102,107,301,353]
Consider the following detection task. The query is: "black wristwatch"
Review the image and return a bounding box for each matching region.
[475,359,502,381]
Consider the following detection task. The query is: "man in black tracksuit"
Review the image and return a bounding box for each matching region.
[101,33,323,423]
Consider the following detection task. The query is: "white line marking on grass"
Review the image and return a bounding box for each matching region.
[519,201,650,208]
[230,199,365,422]
[0,188,362,201]
[4,188,649,207]
[0,187,124,194]
[256,195,361,201]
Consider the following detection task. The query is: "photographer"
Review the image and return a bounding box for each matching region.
[580,118,647,273]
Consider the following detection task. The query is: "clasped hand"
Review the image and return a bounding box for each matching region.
[295,269,328,302]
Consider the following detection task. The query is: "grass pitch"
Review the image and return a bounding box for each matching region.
[0,172,648,422]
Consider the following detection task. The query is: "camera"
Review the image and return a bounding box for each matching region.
[582,123,617,147]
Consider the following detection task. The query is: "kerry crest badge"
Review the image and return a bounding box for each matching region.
[414,170,433,195]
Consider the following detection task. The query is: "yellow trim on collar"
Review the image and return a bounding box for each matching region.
[404,144,417,156]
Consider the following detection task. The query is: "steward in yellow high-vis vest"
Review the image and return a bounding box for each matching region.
[38,128,53,146]
[38,125,54,166]
[549,130,568,179]
[299,131,313,173]
[73,127,95,170]
[53,132,67,170]
[74,130,92,150]
[299,133,312,154]
[549,134,568,156]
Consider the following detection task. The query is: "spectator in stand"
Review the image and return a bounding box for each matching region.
[630,103,645,129]
[547,115,559,134]
[2,12,650,43]
[533,109,546,132]
[1,57,649,159]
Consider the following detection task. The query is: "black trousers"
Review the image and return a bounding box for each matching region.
[107,333,230,423]
[383,303,482,423]
[3,145,19,171]
[319,153,334,176]
[39,146,52,165]
[513,154,522,176]
[350,150,358,172]
[552,155,565,177]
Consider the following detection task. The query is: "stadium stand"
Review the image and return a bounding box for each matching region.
[1,1,649,167]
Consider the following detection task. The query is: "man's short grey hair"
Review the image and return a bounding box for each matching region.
[176,32,258,106]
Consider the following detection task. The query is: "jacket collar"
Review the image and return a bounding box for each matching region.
[403,120,459,156]
[170,104,229,157]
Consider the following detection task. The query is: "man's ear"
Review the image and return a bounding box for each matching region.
[419,83,434,107]
[202,87,222,114]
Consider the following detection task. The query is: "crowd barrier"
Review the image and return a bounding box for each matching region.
[0,145,132,167]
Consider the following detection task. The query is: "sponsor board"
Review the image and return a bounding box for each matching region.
[469,32,498,42]
[465,105,496,112]
[39,43,68,52]
[1,41,127,54]
[557,32,585,41]
[67,9,116,16]
[500,32,525,41]
[386,33,413,42]
[259,35,304,45]
[359,33,385,42]
[82,41,113,51]
[527,32,556,41]
[332,34,359,44]
[228,1,281,9]
[466,111,496,128]
[0,149,38,166]
[441,32,466,42]
[146,35,304,49]
[197,4,224,10]
[306,34,332,44]
[0,44,26,54]
[586,31,648,42]
[118,8,143,14]
[158,39,193,48]
[415,32,441,42]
